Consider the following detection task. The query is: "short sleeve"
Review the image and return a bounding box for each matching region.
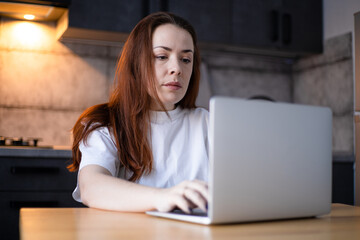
[78,127,119,176]
[72,127,120,203]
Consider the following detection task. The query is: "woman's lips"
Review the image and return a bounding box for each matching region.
[163,82,182,90]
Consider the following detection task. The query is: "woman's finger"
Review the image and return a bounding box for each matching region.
[174,195,193,214]
[181,180,209,203]
[183,188,207,212]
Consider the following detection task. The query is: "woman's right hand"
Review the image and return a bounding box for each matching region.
[155,180,209,214]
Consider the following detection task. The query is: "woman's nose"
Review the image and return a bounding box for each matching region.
[169,59,181,75]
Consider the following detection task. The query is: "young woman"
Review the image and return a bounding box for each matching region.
[68,12,209,214]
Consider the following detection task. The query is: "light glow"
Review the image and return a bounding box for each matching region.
[23,14,35,20]
[11,22,48,48]
[0,19,57,50]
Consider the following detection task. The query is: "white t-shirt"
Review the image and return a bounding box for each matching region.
[72,107,209,202]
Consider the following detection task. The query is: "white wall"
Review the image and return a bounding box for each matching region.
[324,0,360,40]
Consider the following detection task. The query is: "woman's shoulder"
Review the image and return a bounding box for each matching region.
[95,126,112,136]
[182,107,209,118]
[83,125,115,148]
[180,107,209,124]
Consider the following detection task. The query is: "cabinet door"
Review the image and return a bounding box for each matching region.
[167,0,232,43]
[68,0,145,33]
[0,192,83,240]
[232,0,282,49]
[232,0,322,54]
[0,157,77,191]
[281,0,322,54]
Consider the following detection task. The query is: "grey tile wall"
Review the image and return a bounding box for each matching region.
[293,33,353,153]
[0,38,120,146]
[0,108,81,146]
[1,51,109,109]
[202,51,293,103]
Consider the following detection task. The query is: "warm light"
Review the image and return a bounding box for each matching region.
[0,18,57,50]
[23,14,35,20]
[11,22,48,48]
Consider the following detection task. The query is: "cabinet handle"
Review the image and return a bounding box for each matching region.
[10,167,60,174]
[282,13,292,45]
[10,201,59,209]
[270,10,279,42]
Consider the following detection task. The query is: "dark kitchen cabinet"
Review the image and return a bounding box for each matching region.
[166,0,233,43]
[232,0,283,49]
[67,0,144,32]
[232,0,322,55]
[0,154,83,240]
[61,0,322,56]
[332,154,355,205]
[166,0,322,56]
[62,0,146,41]
[278,0,323,54]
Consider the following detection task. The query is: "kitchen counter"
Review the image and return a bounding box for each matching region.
[20,204,360,240]
[0,146,72,158]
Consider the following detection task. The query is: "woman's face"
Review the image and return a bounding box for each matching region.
[151,23,194,111]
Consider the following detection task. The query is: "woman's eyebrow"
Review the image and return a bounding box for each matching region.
[153,46,193,53]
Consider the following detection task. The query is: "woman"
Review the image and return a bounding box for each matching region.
[68,12,209,214]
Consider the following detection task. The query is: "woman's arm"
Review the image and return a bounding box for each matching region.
[79,165,208,213]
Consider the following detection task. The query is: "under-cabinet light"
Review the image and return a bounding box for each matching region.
[24,14,35,20]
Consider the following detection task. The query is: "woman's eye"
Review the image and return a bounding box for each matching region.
[182,58,191,63]
[156,55,167,60]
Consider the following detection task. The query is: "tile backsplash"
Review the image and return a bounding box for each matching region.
[293,33,353,153]
[0,18,353,154]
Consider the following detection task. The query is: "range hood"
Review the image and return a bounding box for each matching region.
[0,0,70,21]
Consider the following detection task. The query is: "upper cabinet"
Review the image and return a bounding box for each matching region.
[166,0,322,56]
[231,0,283,50]
[231,0,323,55]
[166,0,233,43]
[67,0,144,32]
[280,0,323,54]
[62,0,145,41]
[61,0,322,56]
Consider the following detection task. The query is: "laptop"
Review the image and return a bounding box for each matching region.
[146,96,333,225]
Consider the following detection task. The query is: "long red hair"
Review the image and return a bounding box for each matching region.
[67,12,201,181]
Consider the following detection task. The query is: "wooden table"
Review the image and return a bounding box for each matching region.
[20,204,360,240]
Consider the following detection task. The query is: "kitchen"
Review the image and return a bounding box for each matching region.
[0,0,359,239]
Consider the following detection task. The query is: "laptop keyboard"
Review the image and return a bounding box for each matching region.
[171,208,208,217]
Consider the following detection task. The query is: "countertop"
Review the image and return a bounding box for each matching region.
[20,204,360,240]
[0,146,72,158]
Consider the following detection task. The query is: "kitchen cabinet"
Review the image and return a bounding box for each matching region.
[232,0,322,55]
[166,0,322,56]
[332,155,354,205]
[279,0,323,54]
[231,0,283,50]
[62,0,146,41]
[0,150,82,240]
[67,0,144,32]
[166,0,233,43]
[61,0,322,56]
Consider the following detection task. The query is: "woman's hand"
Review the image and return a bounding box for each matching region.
[155,180,208,214]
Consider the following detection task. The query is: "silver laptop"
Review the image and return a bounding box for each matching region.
[146,96,332,225]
